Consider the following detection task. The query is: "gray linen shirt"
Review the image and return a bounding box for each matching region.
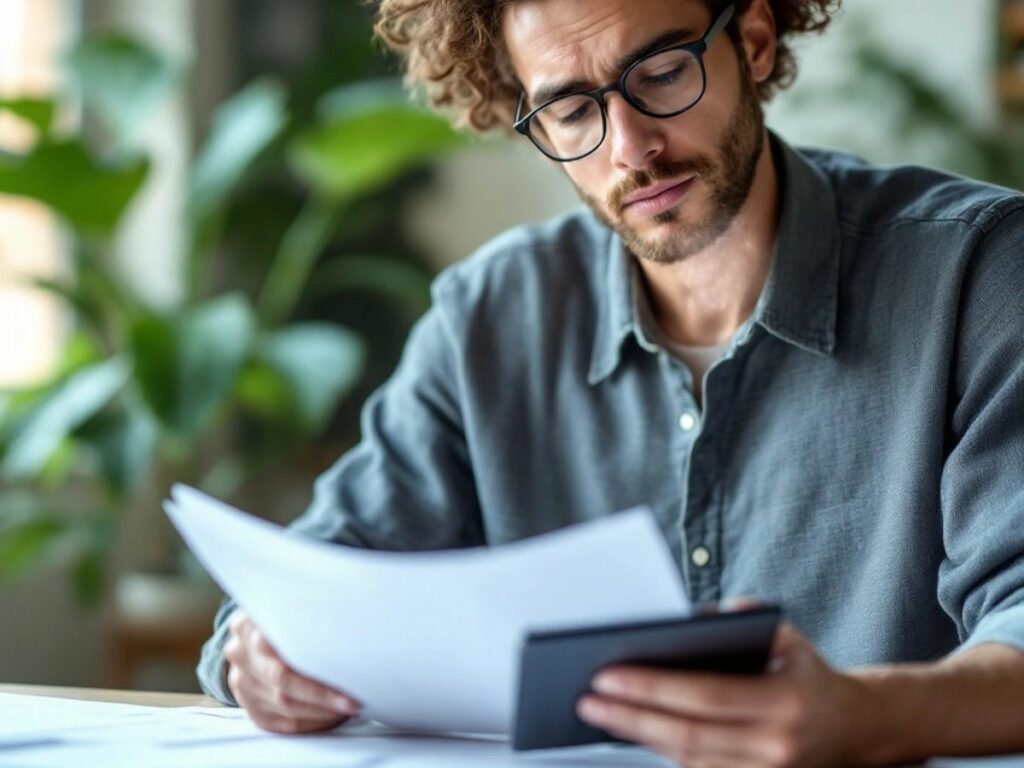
[198,134,1024,705]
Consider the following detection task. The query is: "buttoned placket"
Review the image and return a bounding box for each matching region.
[667,326,754,606]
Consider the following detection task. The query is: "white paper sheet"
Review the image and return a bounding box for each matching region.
[0,693,674,768]
[3,694,1022,768]
[164,485,692,736]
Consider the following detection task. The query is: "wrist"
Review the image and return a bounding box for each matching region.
[828,669,887,767]
[842,665,926,767]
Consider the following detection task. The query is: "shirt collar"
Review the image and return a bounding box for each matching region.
[588,132,841,386]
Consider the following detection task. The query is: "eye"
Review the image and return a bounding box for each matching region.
[640,61,689,87]
[628,49,695,91]
[552,99,594,126]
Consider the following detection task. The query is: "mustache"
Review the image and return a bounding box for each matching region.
[608,156,716,213]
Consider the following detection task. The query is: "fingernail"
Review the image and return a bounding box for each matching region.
[332,695,359,714]
[592,672,624,695]
[577,696,603,723]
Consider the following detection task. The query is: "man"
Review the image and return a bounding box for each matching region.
[199,0,1024,764]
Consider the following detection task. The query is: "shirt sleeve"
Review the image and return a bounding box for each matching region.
[197,288,483,702]
[937,204,1024,656]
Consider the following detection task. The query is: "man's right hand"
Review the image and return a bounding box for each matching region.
[224,611,361,733]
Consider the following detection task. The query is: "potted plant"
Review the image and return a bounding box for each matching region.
[0,32,467,616]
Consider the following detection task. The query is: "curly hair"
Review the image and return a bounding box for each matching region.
[372,0,841,134]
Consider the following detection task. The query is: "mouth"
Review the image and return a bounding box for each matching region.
[622,176,697,218]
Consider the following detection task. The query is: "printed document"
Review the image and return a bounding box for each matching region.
[164,486,691,736]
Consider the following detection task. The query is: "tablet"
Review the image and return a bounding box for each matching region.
[512,605,781,751]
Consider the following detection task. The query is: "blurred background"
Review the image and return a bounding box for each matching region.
[0,0,1022,694]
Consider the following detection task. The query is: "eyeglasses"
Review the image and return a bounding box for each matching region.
[513,2,735,163]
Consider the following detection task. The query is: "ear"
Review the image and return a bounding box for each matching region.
[736,0,777,85]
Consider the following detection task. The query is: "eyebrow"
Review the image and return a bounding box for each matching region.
[527,27,697,108]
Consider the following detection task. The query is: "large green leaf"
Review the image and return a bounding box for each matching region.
[315,78,408,117]
[77,401,159,497]
[65,33,181,147]
[0,98,56,135]
[30,277,98,329]
[290,83,465,200]
[0,510,113,604]
[128,314,177,424]
[130,295,256,440]
[0,139,149,236]
[189,79,289,220]
[234,360,294,422]
[309,255,433,316]
[256,194,342,326]
[0,519,68,580]
[256,323,366,431]
[1,358,130,481]
[71,548,107,605]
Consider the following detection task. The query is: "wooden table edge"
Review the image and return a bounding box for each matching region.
[0,683,222,708]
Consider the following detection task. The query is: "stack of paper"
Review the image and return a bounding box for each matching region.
[164,485,693,735]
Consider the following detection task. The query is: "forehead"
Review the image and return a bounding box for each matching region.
[502,0,712,96]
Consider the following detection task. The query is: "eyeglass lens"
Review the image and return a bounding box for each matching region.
[528,48,704,160]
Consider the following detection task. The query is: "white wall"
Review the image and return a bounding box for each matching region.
[767,0,999,158]
[408,0,1000,266]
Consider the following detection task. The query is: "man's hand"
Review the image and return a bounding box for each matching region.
[576,623,873,768]
[224,611,362,734]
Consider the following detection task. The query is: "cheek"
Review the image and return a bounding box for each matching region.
[565,160,611,205]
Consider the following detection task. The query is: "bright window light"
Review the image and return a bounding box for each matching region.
[0,0,67,389]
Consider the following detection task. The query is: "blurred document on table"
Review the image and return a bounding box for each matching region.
[0,693,675,767]
[164,485,690,736]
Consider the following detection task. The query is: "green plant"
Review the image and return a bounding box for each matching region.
[0,32,466,603]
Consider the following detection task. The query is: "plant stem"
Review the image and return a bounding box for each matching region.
[257,193,344,326]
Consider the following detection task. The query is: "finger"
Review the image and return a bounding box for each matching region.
[269,695,354,721]
[720,595,763,612]
[591,665,789,721]
[275,668,362,715]
[250,643,360,716]
[228,610,249,636]
[252,712,348,735]
[770,622,807,658]
[228,615,361,717]
[230,659,354,723]
[577,695,768,765]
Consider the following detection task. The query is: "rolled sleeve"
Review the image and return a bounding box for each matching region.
[956,604,1024,656]
[197,598,239,705]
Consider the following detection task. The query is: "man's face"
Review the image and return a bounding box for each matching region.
[503,0,765,265]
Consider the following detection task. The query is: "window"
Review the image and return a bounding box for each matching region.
[0,0,69,388]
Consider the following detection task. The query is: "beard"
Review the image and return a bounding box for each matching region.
[574,66,765,265]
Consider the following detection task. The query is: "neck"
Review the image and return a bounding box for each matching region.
[637,130,779,347]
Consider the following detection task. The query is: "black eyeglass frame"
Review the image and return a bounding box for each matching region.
[512,1,736,162]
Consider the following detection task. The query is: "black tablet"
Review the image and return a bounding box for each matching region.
[512,605,781,751]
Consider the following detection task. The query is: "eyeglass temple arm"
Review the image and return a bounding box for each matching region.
[705,2,736,46]
[513,91,527,129]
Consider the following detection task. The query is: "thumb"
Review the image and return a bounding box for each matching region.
[720,595,764,612]
[768,622,813,672]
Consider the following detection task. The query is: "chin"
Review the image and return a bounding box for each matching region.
[625,214,727,265]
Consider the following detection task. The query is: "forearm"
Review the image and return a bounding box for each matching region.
[849,642,1024,766]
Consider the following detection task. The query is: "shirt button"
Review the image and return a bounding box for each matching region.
[691,546,711,568]
[678,411,699,432]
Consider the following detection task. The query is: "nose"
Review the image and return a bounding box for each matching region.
[604,92,666,171]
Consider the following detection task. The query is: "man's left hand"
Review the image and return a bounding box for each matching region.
[576,623,873,768]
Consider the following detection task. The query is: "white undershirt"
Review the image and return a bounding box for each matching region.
[664,338,733,407]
